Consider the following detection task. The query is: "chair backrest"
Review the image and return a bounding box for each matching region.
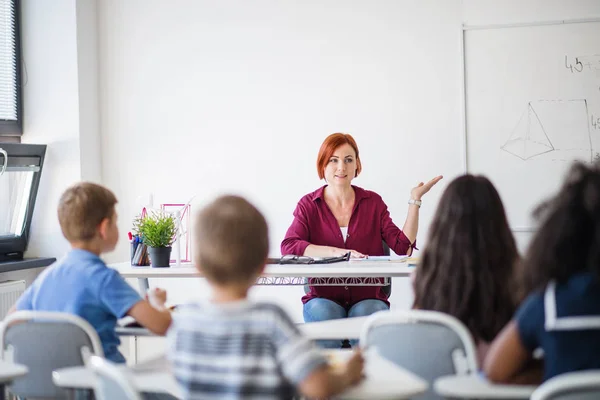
[89,355,142,400]
[360,310,478,400]
[0,311,104,399]
[531,370,600,400]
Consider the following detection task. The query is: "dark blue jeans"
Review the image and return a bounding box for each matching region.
[303,298,389,348]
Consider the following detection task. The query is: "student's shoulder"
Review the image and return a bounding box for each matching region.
[89,260,122,280]
[515,289,545,323]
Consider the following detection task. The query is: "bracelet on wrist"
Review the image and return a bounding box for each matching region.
[408,199,422,207]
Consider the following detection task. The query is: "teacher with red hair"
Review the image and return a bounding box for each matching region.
[281,133,442,348]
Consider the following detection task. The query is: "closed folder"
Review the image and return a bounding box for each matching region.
[268,252,350,265]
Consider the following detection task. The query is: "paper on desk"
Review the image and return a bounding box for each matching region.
[349,255,408,262]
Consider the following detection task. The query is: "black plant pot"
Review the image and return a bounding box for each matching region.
[148,246,172,268]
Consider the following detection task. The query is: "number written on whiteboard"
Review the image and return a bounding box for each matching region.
[565,56,584,73]
[565,55,600,73]
[592,115,600,131]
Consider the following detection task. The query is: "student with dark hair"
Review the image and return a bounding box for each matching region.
[413,174,519,366]
[485,162,600,384]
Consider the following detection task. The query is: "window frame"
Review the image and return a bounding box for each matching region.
[0,0,22,137]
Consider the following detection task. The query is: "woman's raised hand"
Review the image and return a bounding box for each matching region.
[411,175,443,200]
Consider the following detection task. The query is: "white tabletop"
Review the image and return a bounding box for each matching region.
[299,316,369,339]
[115,316,370,340]
[0,360,28,384]
[434,374,537,399]
[110,260,415,278]
[52,359,182,397]
[339,349,428,399]
[53,349,427,399]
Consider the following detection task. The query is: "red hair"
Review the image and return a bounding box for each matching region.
[316,133,362,180]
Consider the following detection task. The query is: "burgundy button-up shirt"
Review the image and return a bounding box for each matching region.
[281,185,412,308]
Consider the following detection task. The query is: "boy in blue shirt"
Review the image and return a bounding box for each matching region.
[13,182,172,363]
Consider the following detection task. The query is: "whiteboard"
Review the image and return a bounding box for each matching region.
[465,21,600,230]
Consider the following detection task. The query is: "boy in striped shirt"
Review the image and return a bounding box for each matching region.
[167,195,364,400]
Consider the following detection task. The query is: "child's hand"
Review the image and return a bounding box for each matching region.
[146,288,167,309]
[342,350,365,386]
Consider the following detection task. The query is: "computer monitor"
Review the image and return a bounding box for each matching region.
[0,143,47,262]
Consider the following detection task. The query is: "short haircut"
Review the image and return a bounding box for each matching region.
[58,182,118,242]
[194,195,269,285]
[316,133,362,180]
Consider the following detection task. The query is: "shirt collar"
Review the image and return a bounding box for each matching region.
[311,185,371,203]
[67,248,102,261]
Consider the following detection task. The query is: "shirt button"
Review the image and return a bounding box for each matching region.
[347,234,350,238]
[344,286,348,290]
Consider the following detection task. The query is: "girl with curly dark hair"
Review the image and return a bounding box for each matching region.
[485,161,600,384]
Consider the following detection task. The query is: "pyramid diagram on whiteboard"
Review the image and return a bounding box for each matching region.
[501,103,553,160]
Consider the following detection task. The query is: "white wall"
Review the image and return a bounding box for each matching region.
[97,0,465,319]
[20,0,102,259]
[20,0,82,258]
[462,0,600,26]
[95,0,600,322]
[76,0,103,183]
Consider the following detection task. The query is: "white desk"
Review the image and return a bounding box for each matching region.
[434,374,537,399]
[110,260,415,292]
[0,360,28,394]
[0,360,28,383]
[116,316,370,340]
[53,349,427,400]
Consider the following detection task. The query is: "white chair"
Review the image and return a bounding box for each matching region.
[360,310,478,400]
[531,370,600,400]
[0,311,103,399]
[89,355,142,400]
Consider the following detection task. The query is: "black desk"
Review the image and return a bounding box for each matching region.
[0,258,56,273]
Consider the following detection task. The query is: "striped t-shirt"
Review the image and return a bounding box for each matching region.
[167,300,327,400]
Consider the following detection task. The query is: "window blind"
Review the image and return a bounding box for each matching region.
[0,0,18,124]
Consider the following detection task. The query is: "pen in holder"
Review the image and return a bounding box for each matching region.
[130,236,150,266]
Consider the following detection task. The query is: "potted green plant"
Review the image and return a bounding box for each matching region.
[135,210,178,268]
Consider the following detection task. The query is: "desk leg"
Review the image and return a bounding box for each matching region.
[138,277,149,294]
[133,278,147,365]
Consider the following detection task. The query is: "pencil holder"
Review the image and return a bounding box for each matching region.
[131,241,150,266]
